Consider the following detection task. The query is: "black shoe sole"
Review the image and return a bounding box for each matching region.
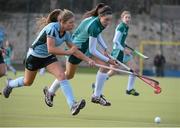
[3,87,10,98]
[72,99,86,116]
[91,98,111,106]
[3,79,12,98]
[43,87,53,107]
[126,92,140,96]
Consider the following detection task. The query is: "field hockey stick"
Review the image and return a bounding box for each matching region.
[112,57,159,83]
[105,52,160,93]
[111,57,161,93]
[125,44,149,59]
[109,54,158,83]
[96,62,161,94]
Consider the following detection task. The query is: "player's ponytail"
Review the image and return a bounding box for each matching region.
[36,9,62,31]
[83,3,105,19]
[98,5,112,17]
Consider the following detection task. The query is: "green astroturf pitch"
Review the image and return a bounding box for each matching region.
[0,72,180,127]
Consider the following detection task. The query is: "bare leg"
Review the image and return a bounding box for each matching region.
[0,63,6,77]
[2,68,37,98]
[45,61,85,115]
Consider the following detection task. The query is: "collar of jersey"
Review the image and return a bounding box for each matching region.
[57,23,66,38]
[121,22,129,29]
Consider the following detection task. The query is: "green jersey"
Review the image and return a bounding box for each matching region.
[112,22,129,50]
[4,47,13,65]
[72,16,105,48]
[111,22,131,63]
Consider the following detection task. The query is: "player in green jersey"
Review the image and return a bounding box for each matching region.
[108,11,140,96]
[44,4,117,107]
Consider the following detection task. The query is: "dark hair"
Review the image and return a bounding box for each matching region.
[98,5,112,17]
[83,3,105,18]
[36,9,62,31]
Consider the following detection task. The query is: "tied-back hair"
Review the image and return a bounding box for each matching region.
[60,9,74,23]
[36,9,62,32]
[83,3,105,19]
[98,5,112,17]
[36,9,74,32]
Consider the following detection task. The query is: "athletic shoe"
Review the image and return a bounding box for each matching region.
[71,99,86,116]
[126,89,140,96]
[43,86,55,107]
[3,79,13,98]
[91,95,111,106]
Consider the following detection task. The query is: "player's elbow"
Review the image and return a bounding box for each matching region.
[24,80,33,86]
[65,72,74,80]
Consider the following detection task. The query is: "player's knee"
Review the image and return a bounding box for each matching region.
[0,70,6,77]
[0,73,5,77]
[66,73,74,80]
[56,72,66,80]
[65,71,74,80]
[23,80,34,86]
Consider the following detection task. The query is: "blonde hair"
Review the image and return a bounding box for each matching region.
[121,11,131,19]
[60,9,74,23]
[36,9,62,31]
[36,9,74,31]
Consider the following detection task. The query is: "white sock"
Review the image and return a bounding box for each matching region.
[59,80,75,108]
[127,74,136,91]
[94,71,108,97]
[9,77,24,88]
[48,79,59,94]
[39,68,46,75]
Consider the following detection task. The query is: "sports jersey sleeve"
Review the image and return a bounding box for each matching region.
[113,31,124,51]
[97,34,108,50]
[88,24,99,38]
[113,24,126,51]
[46,27,56,39]
[89,36,109,62]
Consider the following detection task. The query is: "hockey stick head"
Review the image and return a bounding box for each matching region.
[154,85,162,94]
[138,75,161,94]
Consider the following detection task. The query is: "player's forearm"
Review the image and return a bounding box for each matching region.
[89,36,109,62]
[97,34,108,50]
[48,47,70,56]
[73,50,91,63]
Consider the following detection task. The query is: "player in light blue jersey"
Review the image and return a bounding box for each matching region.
[44,4,118,107]
[2,9,94,116]
[108,11,140,96]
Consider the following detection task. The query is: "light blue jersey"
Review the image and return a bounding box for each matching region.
[28,22,72,58]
